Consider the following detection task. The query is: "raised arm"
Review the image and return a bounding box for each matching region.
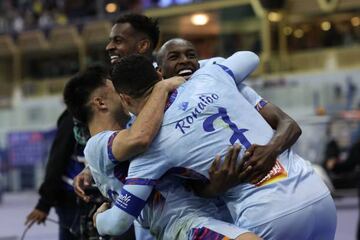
[237,83,302,183]
[219,51,259,84]
[111,76,185,162]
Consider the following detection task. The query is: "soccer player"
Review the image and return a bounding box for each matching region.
[103,46,337,239]
[74,13,161,203]
[63,64,261,240]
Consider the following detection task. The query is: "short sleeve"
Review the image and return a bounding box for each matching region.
[237,83,266,109]
[217,51,259,84]
[126,146,170,186]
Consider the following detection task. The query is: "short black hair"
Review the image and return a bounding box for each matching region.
[63,64,109,124]
[111,54,159,98]
[116,13,160,50]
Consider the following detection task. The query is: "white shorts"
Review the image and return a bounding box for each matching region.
[250,194,337,240]
[164,215,250,240]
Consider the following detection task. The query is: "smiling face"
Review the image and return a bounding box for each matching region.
[158,39,200,79]
[106,23,144,64]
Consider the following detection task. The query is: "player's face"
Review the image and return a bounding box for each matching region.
[160,42,200,80]
[106,23,140,64]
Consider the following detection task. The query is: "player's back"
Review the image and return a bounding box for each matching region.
[127,62,330,229]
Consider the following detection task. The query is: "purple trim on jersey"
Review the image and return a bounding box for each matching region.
[114,162,129,184]
[166,167,209,182]
[114,188,146,218]
[107,132,118,164]
[165,90,178,112]
[190,227,228,240]
[255,99,268,111]
[215,63,235,81]
[125,178,158,186]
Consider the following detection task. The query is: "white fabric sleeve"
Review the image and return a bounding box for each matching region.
[220,51,259,84]
[199,57,226,68]
[237,83,263,107]
[96,184,153,236]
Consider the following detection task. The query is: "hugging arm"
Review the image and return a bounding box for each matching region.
[94,184,154,236]
[237,84,302,183]
[111,77,185,162]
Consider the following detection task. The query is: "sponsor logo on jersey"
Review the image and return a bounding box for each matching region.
[175,93,219,134]
[116,193,131,207]
[178,101,189,111]
[256,160,288,187]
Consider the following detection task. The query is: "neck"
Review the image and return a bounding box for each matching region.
[132,93,152,116]
[88,112,123,136]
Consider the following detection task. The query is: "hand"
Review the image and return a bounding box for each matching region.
[156,76,186,92]
[189,144,253,197]
[25,209,48,228]
[242,144,278,184]
[93,202,110,227]
[208,144,253,192]
[74,166,93,202]
[325,158,337,171]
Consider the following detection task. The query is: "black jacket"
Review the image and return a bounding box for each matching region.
[35,110,78,213]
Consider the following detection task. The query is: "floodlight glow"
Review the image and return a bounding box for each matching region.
[321,21,331,31]
[293,29,304,38]
[190,13,209,26]
[268,11,282,22]
[106,3,117,13]
[351,17,360,27]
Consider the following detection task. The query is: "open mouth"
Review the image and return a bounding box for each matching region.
[177,69,194,80]
[110,55,119,64]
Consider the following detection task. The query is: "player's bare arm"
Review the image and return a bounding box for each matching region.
[243,102,302,184]
[111,76,185,162]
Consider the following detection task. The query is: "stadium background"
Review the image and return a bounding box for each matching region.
[0,0,359,239]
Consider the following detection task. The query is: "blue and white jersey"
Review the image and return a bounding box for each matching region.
[84,130,244,239]
[85,131,160,236]
[126,51,330,228]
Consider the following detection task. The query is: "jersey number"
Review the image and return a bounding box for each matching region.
[203,107,251,149]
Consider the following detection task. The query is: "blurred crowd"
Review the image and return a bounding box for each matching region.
[0,0,203,34]
[0,0,95,33]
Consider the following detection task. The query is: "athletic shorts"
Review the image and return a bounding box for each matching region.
[250,194,337,240]
[164,215,250,240]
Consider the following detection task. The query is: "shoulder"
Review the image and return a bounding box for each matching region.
[85,131,117,155]
[85,130,118,168]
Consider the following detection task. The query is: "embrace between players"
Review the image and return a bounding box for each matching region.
[64,13,336,240]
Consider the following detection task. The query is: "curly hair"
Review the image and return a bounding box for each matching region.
[116,13,160,50]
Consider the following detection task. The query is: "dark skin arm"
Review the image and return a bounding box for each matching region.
[191,103,302,198]
[243,102,302,184]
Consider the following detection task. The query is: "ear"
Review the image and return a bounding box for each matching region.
[137,39,151,55]
[156,70,163,80]
[93,97,107,110]
[119,93,132,110]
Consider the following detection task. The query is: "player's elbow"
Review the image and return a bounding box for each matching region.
[293,121,302,138]
[96,212,133,236]
[236,51,260,69]
[129,134,152,152]
[285,117,302,139]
